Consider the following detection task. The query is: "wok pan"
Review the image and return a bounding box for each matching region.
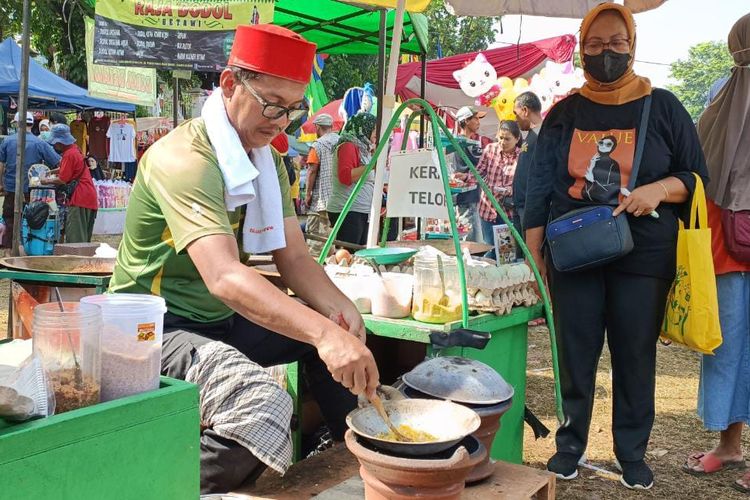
[346,399,480,457]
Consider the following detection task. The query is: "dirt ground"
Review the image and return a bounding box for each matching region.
[3,235,746,499]
[524,326,750,499]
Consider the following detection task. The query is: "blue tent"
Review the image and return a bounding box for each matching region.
[0,38,134,113]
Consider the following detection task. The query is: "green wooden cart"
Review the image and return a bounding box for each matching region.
[316,98,563,463]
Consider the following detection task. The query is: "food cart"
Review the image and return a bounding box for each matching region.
[317,98,562,463]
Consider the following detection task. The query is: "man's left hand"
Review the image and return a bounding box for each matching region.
[329,305,366,343]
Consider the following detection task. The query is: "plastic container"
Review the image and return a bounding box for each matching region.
[371,273,414,319]
[412,253,463,324]
[326,264,376,314]
[80,294,166,402]
[32,302,102,414]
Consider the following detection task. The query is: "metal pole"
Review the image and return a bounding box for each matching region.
[366,0,407,247]
[172,77,179,129]
[375,9,386,142]
[419,53,427,148]
[12,0,32,256]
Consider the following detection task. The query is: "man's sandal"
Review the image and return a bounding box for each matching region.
[682,452,746,476]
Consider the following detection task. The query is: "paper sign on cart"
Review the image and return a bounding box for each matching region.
[386,149,449,220]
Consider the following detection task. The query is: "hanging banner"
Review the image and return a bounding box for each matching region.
[85,17,157,107]
[93,0,275,71]
[386,149,449,220]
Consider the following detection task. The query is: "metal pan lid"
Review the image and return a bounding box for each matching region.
[402,356,514,405]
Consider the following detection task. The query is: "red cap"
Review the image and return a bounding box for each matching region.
[228,24,317,84]
[270,133,289,155]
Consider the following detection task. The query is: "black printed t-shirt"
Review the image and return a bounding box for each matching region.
[523,89,709,280]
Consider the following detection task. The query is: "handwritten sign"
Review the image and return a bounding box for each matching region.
[386,149,449,220]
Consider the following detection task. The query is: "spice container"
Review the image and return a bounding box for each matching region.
[370,273,414,319]
[32,302,102,414]
[412,253,463,324]
[80,294,166,402]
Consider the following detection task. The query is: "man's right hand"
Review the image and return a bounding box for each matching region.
[305,192,313,208]
[315,326,380,399]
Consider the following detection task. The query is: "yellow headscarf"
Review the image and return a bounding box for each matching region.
[578,3,652,105]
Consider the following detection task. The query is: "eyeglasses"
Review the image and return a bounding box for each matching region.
[583,37,630,55]
[240,80,309,122]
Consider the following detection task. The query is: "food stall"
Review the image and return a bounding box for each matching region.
[317,98,562,464]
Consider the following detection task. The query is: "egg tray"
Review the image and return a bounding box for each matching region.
[464,261,540,316]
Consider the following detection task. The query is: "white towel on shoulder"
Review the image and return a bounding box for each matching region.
[201,90,286,254]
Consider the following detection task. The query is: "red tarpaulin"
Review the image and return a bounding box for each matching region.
[396,34,577,134]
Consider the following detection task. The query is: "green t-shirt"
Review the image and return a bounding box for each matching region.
[109,118,295,323]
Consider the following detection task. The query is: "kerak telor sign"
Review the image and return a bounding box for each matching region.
[93,0,273,71]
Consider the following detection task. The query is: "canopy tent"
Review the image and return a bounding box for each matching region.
[0,38,134,113]
[443,0,667,17]
[271,0,428,55]
[396,34,577,136]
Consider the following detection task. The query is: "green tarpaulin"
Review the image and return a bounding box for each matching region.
[274,0,428,55]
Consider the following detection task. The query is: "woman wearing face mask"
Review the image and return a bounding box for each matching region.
[476,120,522,257]
[524,3,709,489]
[38,119,51,141]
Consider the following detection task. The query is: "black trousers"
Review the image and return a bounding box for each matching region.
[162,312,357,493]
[328,211,369,246]
[547,262,671,463]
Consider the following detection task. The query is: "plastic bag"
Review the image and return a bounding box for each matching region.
[0,345,55,422]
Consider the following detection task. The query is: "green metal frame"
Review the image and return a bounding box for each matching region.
[317,98,562,421]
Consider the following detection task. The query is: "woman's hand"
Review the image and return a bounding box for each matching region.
[613,183,667,217]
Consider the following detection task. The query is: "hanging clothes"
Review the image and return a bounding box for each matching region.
[70,118,88,156]
[107,121,137,163]
[88,115,111,161]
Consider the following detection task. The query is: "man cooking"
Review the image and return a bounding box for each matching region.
[109,24,379,493]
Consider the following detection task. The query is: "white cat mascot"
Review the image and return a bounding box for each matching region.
[453,52,500,107]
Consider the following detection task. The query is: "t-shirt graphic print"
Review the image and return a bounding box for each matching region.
[567,128,636,205]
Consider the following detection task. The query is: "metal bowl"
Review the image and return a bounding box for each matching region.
[346,399,480,457]
[402,356,514,405]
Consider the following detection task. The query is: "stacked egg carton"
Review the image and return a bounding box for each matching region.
[464,260,539,315]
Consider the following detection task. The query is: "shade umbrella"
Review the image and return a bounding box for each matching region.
[443,0,667,18]
[300,99,346,137]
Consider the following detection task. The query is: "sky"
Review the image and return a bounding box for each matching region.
[488,0,749,87]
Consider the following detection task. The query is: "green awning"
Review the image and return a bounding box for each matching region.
[274,1,428,55]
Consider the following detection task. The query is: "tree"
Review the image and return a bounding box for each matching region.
[322,0,500,100]
[667,41,734,121]
[0,0,90,87]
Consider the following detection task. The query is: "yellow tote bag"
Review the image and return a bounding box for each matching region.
[661,174,722,354]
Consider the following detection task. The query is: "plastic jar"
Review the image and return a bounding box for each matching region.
[80,294,166,402]
[412,254,463,324]
[371,272,414,319]
[33,301,102,414]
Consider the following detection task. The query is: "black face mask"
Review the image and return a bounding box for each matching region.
[584,50,631,83]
